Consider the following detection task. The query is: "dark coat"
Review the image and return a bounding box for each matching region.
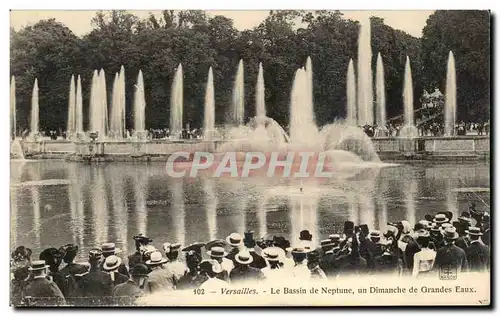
[482,229,491,246]
[23,277,66,306]
[59,262,88,277]
[229,265,264,283]
[110,272,129,287]
[319,250,341,277]
[434,243,468,273]
[10,279,26,306]
[248,250,267,270]
[177,272,207,290]
[75,267,113,298]
[455,237,469,252]
[403,239,421,272]
[465,241,489,272]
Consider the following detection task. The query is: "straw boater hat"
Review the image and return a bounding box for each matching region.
[101,243,121,255]
[466,227,483,236]
[440,223,453,234]
[329,234,341,243]
[262,247,281,262]
[320,239,335,248]
[442,227,459,240]
[369,231,381,240]
[145,251,168,266]
[103,255,122,271]
[458,212,472,223]
[433,214,448,224]
[235,251,254,265]
[419,220,431,230]
[88,248,103,261]
[226,233,243,247]
[29,260,49,271]
[207,246,227,258]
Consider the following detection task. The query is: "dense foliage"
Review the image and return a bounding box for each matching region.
[10,10,490,132]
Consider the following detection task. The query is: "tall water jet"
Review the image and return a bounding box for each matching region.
[357,19,374,126]
[10,76,16,138]
[109,73,119,139]
[232,60,245,126]
[170,64,183,137]
[89,70,101,136]
[99,69,108,140]
[30,78,39,139]
[75,75,83,136]
[134,70,147,140]
[445,51,457,136]
[399,56,419,138]
[346,59,357,126]
[67,75,76,139]
[119,66,126,138]
[204,67,215,141]
[305,57,314,120]
[290,68,319,147]
[256,62,266,118]
[376,53,386,128]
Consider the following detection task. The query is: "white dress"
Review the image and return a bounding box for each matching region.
[412,248,437,277]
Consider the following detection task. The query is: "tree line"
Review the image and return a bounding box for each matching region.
[10,10,490,132]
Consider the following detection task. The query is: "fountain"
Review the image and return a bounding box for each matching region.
[357,18,374,126]
[119,66,126,138]
[346,59,357,126]
[134,70,147,140]
[445,51,457,136]
[170,64,183,137]
[375,53,388,136]
[232,60,244,126]
[67,75,76,140]
[204,67,215,141]
[399,56,418,138]
[89,70,107,141]
[256,62,266,118]
[99,69,109,139]
[75,75,84,140]
[305,57,314,120]
[110,73,121,140]
[30,78,39,140]
[11,76,16,139]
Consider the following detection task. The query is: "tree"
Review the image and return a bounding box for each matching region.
[421,10,490,121]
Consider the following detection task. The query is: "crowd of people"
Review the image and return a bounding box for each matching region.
[10,201,490,307]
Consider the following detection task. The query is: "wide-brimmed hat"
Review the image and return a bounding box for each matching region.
[439,211,453,222]
[442,227,459,240]
[329,234,341,242]
[299,230,313,241]
[205,239,226,250]
[440,223,453,233]
[226,233,243,247]
[163,242,182,254]
[419,220,431,230]
[207,246,227,258]
[235,251,254,265]
[133,234,153,244]
[458,211,472,222]
[88,248,103,260]
[29,260,49,271]
[101,243,122,255]
[433,214,448,224]
[145,251,168,266]
[103,255,122,271]
[466,227,483,236]
[424,214,434,222]
[384,225,398,237]
[288,247,310,254]
[369,231,381,239]
[199,260,222,274]
[262,247,282,262]
[320,239,336,248]
[130,264,149,277]
[181,242,206,253]
[415,229,430,238]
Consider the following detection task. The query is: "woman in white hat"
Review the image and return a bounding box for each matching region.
[230,251,264,284]
[145,251,175,292]
[411,230,436,277]
[260,247,287,281]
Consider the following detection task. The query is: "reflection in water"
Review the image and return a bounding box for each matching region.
[291,194,318,244]
[405,179,417,227]
[133,168,148,236]
[170,180,185,245]
[11,187,18,248]
[91,167,109,245]
[233,182,247,235]
[376,179,389,234]
[28,166,41,249]
[446,178,458,219]
[67,165,85,245]
[359,195,375,229]
[348,195,359,225]
[257,197,267,239]
[203,177,217,241]
[110,168,128,255]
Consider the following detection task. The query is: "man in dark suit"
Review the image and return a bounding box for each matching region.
[243,231,267,270]
[101,243,129,277]
[75,249,113,301]
[481,213,491,247]
[23,260,66,306]
[434,227,468,273]
[229,251,264,283]
[465,227,489,272]
[318,238,341,277]
[112,264,150,305]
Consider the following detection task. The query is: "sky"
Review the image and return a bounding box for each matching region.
[10,10,434,38]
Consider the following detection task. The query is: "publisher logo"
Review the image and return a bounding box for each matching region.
[439,264,457,280]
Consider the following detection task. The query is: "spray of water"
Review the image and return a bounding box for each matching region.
[357,19,373,126]
[403,56,414,126]
[11,76,16,138]
[134,70,146,133]
[30,78,39,137]
[346,59,357,126]
[232,60,245,126]
[376,53,386,128]
[170,64,184,136]
[119,66,126,138]
[204,67,215,141]
[75,75,83,134]
[67,75,76,138]
[256,62,266,118]
[445,51,457,136]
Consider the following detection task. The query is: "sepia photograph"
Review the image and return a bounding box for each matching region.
[8,7,491,307]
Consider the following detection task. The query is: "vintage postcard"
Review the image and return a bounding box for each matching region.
[9,9,491,307]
